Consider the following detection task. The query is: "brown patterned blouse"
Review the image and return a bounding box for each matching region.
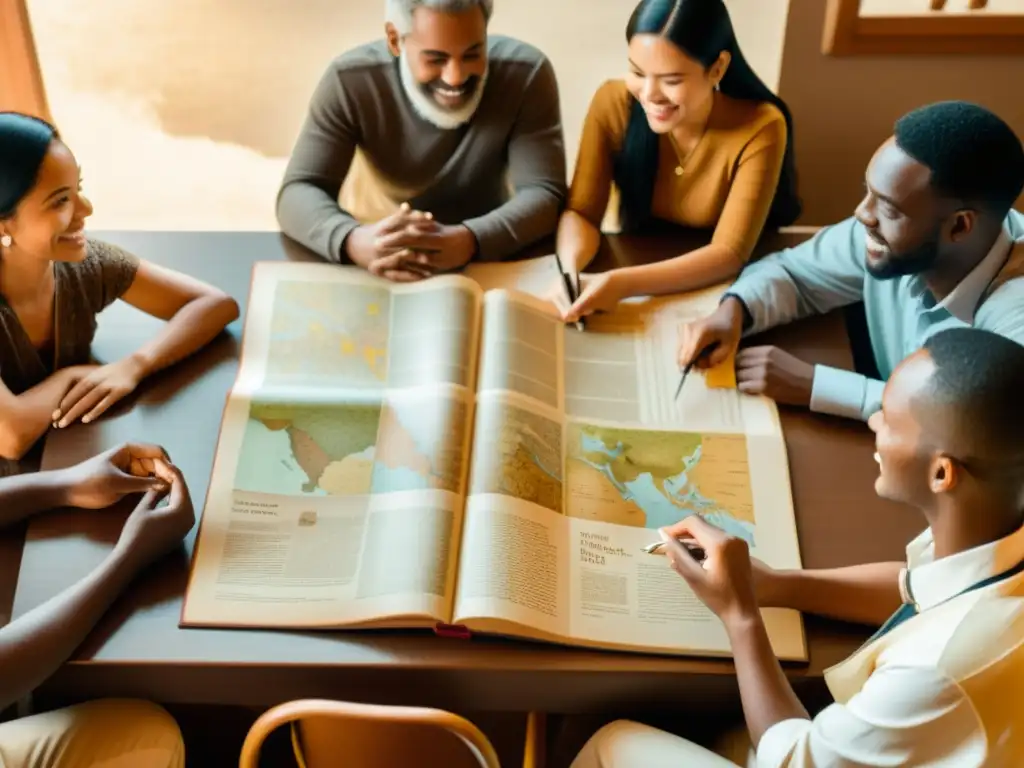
[0,239,139,476]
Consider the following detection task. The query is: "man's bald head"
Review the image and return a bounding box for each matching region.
[913,329,1024,470]
[872,328,1024,511]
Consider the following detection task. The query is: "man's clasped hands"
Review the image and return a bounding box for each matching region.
[344,202,478,282]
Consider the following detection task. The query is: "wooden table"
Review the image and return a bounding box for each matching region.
[6,229,923,715]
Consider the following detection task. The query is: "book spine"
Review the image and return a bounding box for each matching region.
[434,622,472,639]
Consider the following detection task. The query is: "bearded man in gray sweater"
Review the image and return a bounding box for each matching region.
[277,0,567,281]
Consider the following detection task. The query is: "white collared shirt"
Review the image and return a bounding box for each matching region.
[757,522,1024,767]
[936,228,1012,324]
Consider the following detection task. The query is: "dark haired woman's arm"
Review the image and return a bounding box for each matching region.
[616,243,745,296]
[556,211,602,274]
[52,261,239,428]
[0,367,97,460]
[563,242,745,323]
[618,121,786,292]
[708,119,788,265]
[609,119,787,298]
[560,116,788,322]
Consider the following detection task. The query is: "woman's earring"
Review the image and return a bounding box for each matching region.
[0,234,11,248]
[714,81,721,92]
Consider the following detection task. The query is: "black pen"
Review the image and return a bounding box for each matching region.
[553,254,585,332]
[674,343,719,401]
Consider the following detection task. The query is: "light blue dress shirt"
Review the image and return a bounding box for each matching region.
[727,211,1024,420]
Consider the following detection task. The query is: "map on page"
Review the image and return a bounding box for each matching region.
[565,423,756,545]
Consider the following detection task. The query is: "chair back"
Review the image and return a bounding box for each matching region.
[239,699,502,768]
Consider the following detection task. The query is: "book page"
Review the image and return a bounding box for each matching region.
[182,263,482,629]
[454,492,571,641]
[463,255,561,297]
[476,289,564,409]
[454,286,806,659]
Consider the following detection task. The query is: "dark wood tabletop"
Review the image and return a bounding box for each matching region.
[5,228,923,715]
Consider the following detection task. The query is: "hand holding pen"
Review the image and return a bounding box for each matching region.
[675,297,746,398]
[642,536,706,563]
[653,516,761,625]
[557,270,632,329]
[674,342,718,400]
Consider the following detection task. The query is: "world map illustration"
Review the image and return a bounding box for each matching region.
[565,424,755,545]
[233,397,466,497]
[262,280,390,388]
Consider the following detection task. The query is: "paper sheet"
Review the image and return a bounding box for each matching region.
[705,349,738,389]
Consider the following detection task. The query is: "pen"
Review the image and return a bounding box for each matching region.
[553,254,585,332]
[674,342,719,401]
[641,538,706,562]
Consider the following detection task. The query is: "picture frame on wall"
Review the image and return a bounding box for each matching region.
[823,0,1024,55]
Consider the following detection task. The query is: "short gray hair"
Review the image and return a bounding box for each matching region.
[385,0,493,35]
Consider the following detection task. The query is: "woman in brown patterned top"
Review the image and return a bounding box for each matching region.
[554,0,801,323]
[0,112,240,476]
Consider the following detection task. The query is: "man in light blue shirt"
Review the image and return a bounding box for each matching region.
[678,101,1024,421]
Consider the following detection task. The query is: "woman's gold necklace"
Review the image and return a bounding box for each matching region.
[668,128,707,177]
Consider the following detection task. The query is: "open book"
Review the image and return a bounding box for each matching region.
[182,260,806,661]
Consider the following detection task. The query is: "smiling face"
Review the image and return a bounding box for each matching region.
[854,137,967,280]
[625,34,727,134]
[0,139,92,263]
[387,5,488,127]
[868,350,946,507]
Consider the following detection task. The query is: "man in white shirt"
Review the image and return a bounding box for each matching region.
[678,101,1024,422]
[572,326,1024,767]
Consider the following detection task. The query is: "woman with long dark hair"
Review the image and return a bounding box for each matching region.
[0,112,239,476]
[554,0,800,322]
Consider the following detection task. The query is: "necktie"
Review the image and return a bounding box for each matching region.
[869,557,1024,644]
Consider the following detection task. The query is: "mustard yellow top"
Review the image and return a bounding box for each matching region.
[567,79,788,261]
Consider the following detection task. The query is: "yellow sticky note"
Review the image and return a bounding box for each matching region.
[704,349,737,389]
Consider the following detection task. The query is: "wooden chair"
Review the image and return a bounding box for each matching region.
[238,699,546,768]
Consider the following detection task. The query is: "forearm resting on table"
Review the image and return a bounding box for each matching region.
[616,243,743,298]
[0,369,86,460]
[0,546,138,710]
[727,613,809,748]
[129,293,239,378]
[0,469,74,529]
[276,180,358,263]
[763,562,903,627]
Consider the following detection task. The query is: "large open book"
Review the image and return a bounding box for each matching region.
[182,260,806,660]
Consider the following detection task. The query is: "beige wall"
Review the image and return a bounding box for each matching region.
[26,0,1023,231]
[778,0,1024,225]
[26,0,790,230]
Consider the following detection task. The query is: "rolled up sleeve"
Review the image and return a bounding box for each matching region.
[810,366,885,422]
